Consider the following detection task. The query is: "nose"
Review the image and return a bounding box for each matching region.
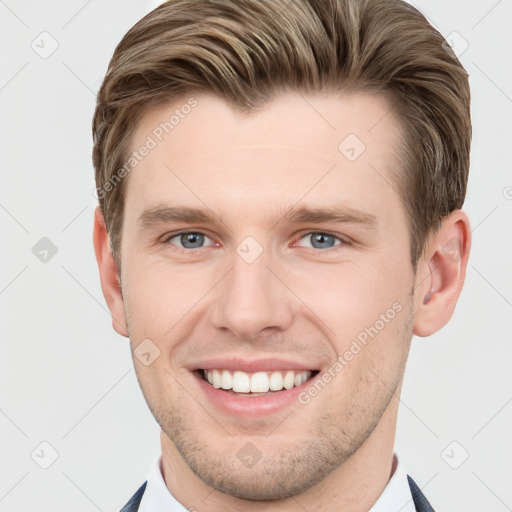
[210,243,296,341]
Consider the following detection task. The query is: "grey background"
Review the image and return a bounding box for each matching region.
[0,0,510,511]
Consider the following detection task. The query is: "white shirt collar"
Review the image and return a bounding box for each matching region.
[368,454,416,512]
[139,452,415,512]
[138,453,189,512]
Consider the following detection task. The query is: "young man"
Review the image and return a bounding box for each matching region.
[92,0,471,510]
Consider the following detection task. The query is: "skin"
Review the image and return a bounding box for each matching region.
[93,91,471,511]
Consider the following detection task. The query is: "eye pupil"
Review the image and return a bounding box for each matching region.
[170,231,341,251]
[310,233,335,249]
[181,232,204,248]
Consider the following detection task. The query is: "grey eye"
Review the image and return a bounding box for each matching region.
[297,232,342,250]
[180,233,205,248]
[167,232,213,249]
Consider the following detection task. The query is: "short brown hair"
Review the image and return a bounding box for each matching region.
[92,0,471,270]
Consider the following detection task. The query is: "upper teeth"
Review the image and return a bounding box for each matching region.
[203,369,312,393]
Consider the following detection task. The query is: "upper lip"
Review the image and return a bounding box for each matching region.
[189,357,320,373]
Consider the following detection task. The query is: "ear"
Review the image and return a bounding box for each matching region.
[413,210,471,337]
[92,206,129,337]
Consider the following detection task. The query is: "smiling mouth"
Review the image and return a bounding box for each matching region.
[196,368,320,396]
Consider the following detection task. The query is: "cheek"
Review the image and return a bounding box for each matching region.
[122,239,413,345]
[122,258,214,336]
[290,256,411,340]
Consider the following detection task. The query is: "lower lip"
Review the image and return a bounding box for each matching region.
[192,370,318,419]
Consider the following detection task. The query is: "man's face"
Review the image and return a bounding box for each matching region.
[119,91,416,499]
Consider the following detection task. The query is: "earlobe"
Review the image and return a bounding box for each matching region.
[413,210,471,337]
[92,206,129,337]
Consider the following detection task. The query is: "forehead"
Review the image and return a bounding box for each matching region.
[123,91,404,226]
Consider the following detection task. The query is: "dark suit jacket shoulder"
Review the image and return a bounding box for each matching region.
[120,475,435,511]
[407,475,436,512]
[120,481,147,512]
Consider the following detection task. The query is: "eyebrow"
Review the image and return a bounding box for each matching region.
[136,204,378,230]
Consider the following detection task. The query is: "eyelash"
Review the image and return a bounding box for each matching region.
[161,230,348,252]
